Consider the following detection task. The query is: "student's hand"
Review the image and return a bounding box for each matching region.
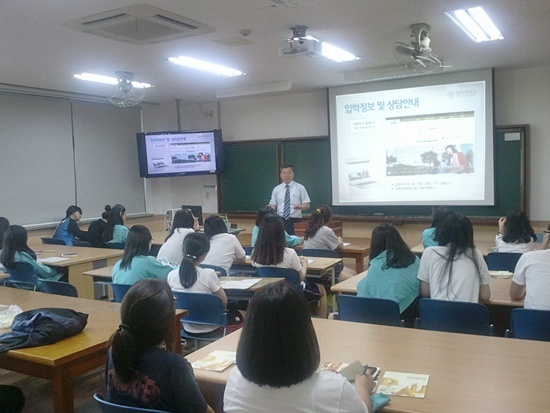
[193,217,200,232]
[355,372,376,394]
[293,204,303,210]
[498,217,506,234]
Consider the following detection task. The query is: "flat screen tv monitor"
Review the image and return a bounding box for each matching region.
[328,69,494,207]
[137,129,224,178]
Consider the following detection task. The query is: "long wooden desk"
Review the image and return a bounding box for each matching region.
[29,241,123,300]
[0,287,121,412]
[187,317,550,413]
[412,240,542,256]
[331,271,524,307]
[295,237,371,274]
[82,267,283,300]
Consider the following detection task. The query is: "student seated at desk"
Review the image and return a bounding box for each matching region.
[421,206,454,248]
[223,282,375,413]
[1,225,64,288]
[157,209,198,266]
[495,209,536,253]
[251,214,327,318]
[103,204,129,246]
[86,205,110,247]
[509,249,550,310]
[418,214,491,303]
[357,224,420,320]
[250,206,302,248]
[167,233,244,338]
[112,225,172,285]
[106,279,214,413]
[303,205,356,281]
[53,205,87,246]
[201,215,246,274]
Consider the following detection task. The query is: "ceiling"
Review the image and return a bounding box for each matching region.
[1,0,549,105]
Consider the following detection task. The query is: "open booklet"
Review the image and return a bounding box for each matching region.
[191,350,236,372]
[377,371,429,398]
[320,360,380,383]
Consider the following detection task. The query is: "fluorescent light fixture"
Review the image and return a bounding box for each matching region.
[216,81,292,99]
[168,56,243,77]
[321,42,358,62]
[445,7,503,42]
[73,72,152,88]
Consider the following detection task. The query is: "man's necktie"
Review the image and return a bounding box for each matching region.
[283,184,290,220]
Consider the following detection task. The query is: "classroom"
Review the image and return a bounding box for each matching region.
[1,1,550,412]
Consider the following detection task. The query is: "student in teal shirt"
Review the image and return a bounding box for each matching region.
[1,225,64,290]
[250,207,302,248]
[112,225,173,285]
[104,204,129,245]
[421,207,454,248]
[357,224,420,322]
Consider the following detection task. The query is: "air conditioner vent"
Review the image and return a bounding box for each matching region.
[64,4,214,45]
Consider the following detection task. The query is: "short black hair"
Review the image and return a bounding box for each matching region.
[236,282,320,388]
[203,215,228,239]
[280,164,293,172]
[65,205,82,217]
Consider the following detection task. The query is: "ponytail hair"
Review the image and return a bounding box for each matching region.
[109,279,177,383]
[179,233,210,288]
[304,205,332,240]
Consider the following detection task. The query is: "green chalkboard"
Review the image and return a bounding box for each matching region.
[219,142,279,213]
[219,126,527,218]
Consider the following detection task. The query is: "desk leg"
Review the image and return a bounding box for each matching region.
[67,263,95,300]
[354,257,364,274]
[52,367,75,413]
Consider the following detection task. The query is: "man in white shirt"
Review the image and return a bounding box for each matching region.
[269,164,310,235]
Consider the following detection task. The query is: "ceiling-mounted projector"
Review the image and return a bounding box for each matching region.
[279,37,321,57]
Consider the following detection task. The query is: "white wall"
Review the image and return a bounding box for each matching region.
[144,67,550,220]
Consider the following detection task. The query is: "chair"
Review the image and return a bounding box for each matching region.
[486,252,522,272]
[335,295,404,327]
[40,279,78,297]
[172,291,228,345]
[244,246,253,255]
[111,283,132,303]
[297,249,344,276]
[535,233,544,243]
[93,393,169,413]
[108,242,125,250]
[256,267,302,288]
[415,298,494,336]
[505,308,550,341]
[199,264,228,277]
[1,263,38,291]
[73,240,92,247]
[41,237,67,245]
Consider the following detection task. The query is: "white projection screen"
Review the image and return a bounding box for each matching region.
[329,69,494,207]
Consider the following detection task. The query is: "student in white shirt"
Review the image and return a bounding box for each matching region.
[201,215,246,274]
[157,209,198,265]
[418,213,491,303]
[223,282,374,413]
[495,209,536,253]
[510,249,550,310]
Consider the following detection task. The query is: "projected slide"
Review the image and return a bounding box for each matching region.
[331,78,493,206]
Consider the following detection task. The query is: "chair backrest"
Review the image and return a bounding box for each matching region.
[2,262,37,291]
[93,393,170,413]
[108,242,126,250]
[111,283,133,303]
[507,308,550,341]
[486,252,523,272]
[336,295,403,327]
[172,291,227,329]
[199,264,228,277]
[243,246,253,255]
[73,240,92,247]
[256,266,302,288]
[535,233,544,243]
[40,279,78,297]
[298,249,343,274]
[41,237,67,245]
[415,298,494,336]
